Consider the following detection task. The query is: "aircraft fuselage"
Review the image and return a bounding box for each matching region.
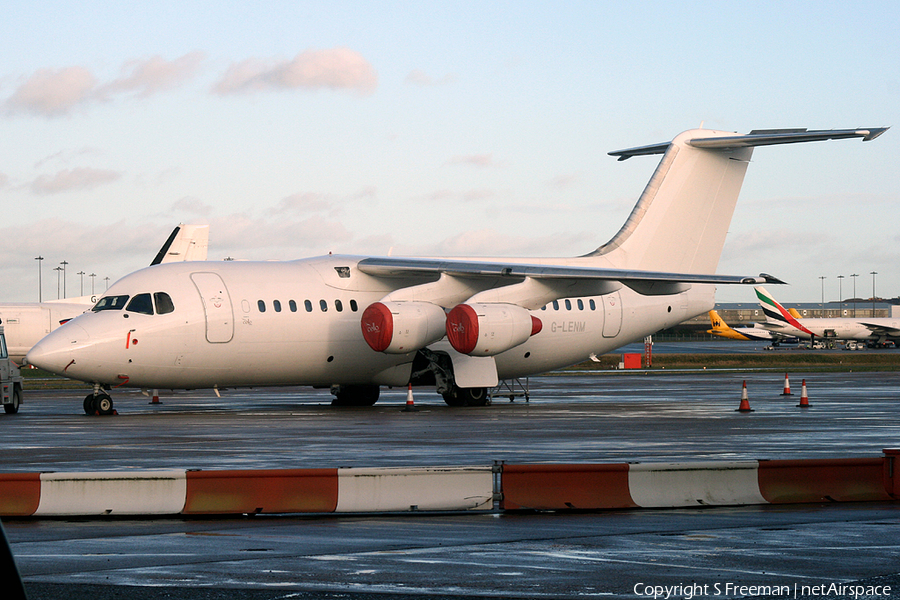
[28,256,712,391]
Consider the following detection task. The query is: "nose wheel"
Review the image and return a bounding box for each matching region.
[83,392,116,416]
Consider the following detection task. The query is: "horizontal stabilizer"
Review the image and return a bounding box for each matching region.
[609,127,888,160]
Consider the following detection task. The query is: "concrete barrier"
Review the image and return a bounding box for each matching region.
[500,464,635,510]
[2,451,897,518]
[335,466,493,512]
[183,469,338,515]
[0,473,41,517]
[628,461,766,507]
[33,471,186,516]
[757,458,891,504]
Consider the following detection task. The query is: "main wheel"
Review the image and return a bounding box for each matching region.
[331,385,380,407]
[3,389,21,414]
[442,386,490,407]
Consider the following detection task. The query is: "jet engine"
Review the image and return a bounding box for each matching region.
[361,301,447,354]
[446,303,542,356]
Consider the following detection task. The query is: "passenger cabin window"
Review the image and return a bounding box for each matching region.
[126,293,154,315]
[319,300,328,312]
[273,300,282,313]
[335,299,343,312]
[258,300,266,312]
[154,292,175,315]
[350,299,358,312]
[92,295,130,312]
[289,300,297,312]
[304,300,313,312]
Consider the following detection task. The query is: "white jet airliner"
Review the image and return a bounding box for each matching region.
[25,127,886,415]
[0,224,208,363]
[756,286,900,344]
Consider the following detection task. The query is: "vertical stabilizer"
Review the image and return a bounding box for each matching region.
[151,224,209,265]
[587,129,752,273]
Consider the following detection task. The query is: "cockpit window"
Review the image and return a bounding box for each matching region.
[92,295,130,312]
[154,292,175,315]
[126,293,154,315]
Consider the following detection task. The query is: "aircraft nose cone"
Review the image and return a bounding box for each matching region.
[25,323,90,375]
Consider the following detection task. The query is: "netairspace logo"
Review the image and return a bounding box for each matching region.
[633,581,893,599]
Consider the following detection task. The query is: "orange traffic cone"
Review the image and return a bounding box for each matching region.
[149,389,161,405]
[780,373,793,396]
[797,379,811,407]
[402,384,419,412]
[736,380,754,412]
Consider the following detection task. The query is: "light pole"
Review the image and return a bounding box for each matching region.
[60,261,68,299]
[35,256,44,302]
[851,273,859,317]
[837,275,844,315]
[53,266,63,299]
[90,273,96,295]
[819,276,826,314]
[77,271,85,296]
[871,271,878,316]
[104,276,110,290]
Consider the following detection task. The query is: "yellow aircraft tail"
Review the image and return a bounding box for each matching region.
[707,310,751,341]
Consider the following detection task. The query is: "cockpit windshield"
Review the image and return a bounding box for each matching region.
[92,292,175,315]
[92,295,130,312]
[126,293,154,315]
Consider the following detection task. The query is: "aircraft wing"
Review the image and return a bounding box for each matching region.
[858,322,900,337]
[357,257,781,289]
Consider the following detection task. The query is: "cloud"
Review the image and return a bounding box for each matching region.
[4,66,97,117]
[170,197,214,216]
[405,69,457,86]
[30,167,121,194]
[212,47,377,96]
[98,52,206,99]
[3,53,204,117]
[272,192,332,214]
[445,154,498,168]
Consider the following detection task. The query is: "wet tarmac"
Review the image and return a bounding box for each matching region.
[2,367,899,599]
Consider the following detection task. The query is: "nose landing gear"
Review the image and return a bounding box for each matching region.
[83,386,116,416]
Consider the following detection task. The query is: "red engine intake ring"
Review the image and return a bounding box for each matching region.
[361,302,393,352]
[446,304,479,354]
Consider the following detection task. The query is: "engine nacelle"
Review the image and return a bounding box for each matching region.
[446,303,542,356]
[361,301,447,354]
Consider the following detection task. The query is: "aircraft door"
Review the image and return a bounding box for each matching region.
[190,272,234,343]
[602,291,622,338]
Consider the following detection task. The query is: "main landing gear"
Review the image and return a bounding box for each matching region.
[441,385,490,407]
[84,385,116,416]
[330,384,380,407]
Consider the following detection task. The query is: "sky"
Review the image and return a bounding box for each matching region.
[1,1,898,305]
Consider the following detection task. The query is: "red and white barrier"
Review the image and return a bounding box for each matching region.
[1,452,897,517]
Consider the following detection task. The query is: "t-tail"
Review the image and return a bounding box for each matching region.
[584,128,887,274]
